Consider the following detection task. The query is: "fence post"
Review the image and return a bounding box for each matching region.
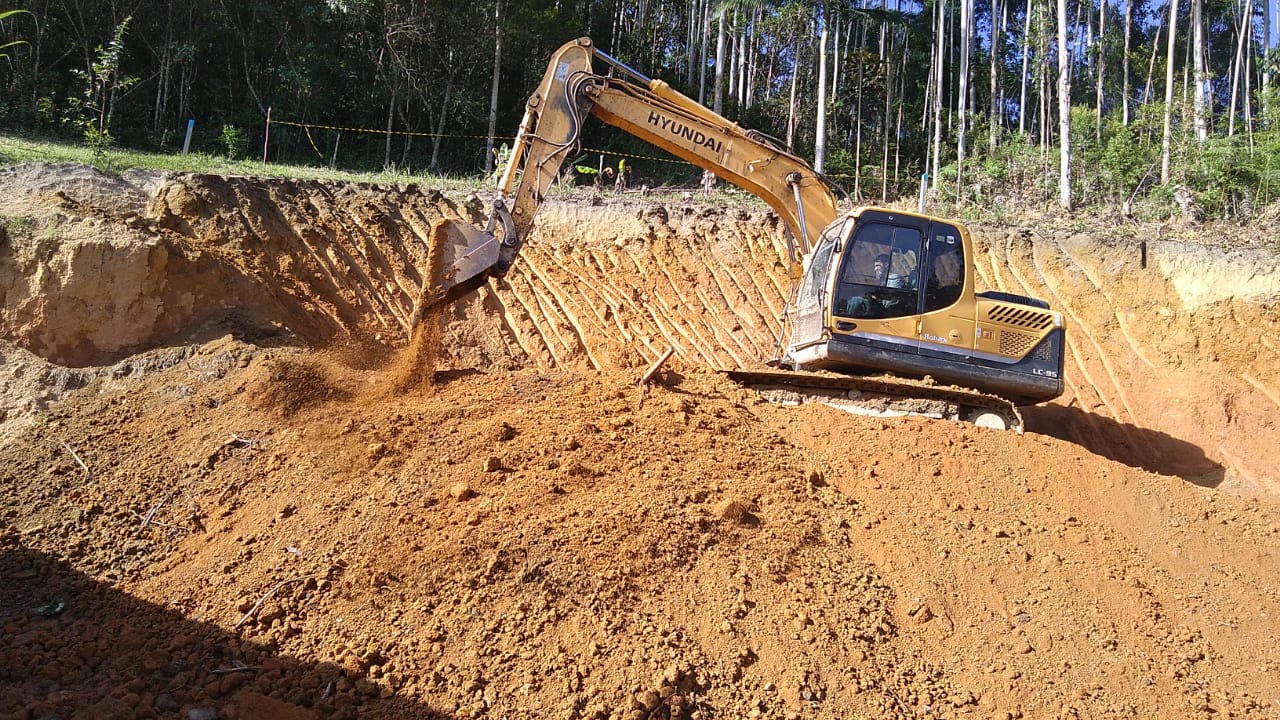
[181,119,195,155]
[262,106,272,166]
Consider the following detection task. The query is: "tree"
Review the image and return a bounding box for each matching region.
[956,0,973,201]
[815,4,828,173]
[1094,0,1106,140]
[485,1,503,174]
[1191,0,1207,142]
[1122,0,1132,125]
[1057,0,1072,209]
[1162,0,1179,184]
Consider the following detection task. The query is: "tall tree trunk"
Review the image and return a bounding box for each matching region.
[714,10,726,114]
[946,0,955,132]
[485,7,503,174]
[737,8,747,107]
[384,88,395,170]
[1192,0,1208,141]
[1228,0,1247,136]
[931,0,946,189]
[1096,0,1107,140]
[1161,0,1180,185]
[854,26,864,197]
[1123,0,1132,124]
[686,0,696,87]
[816,11,829,174]
[1040,1,1050,156]
[1058,0,1073,210]
[1264,0,1272,124]
[429,73,454,174]
[787,34,800,148]
[1143,4,1166,104]
[1020,0,1033,134]
[699,0,710,104]
[896,34,909,188]
[1244,1,1254,139]
[732,7,742,106]
[957,0,972,202]
[747,6,760,107]
[831,10,841,99]
[990,0,1002,149]
[883,12,895,201]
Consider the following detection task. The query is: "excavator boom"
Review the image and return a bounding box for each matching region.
[423,37,839,308]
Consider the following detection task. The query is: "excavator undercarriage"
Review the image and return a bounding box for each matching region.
[723,369,1025,432]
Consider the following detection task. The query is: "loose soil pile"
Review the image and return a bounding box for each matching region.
[1,164,1277,720]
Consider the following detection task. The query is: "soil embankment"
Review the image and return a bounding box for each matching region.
[1,164,1277,719]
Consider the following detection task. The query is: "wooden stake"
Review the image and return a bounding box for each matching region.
[638,347,675,387]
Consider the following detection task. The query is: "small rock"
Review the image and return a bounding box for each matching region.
[713,498,757,525]
[449,483,474,501]
[636,689,661,711]
[483,456,503,473]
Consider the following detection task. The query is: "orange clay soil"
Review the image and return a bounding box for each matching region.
[1,164,1278,720]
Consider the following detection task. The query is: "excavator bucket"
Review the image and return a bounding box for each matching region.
[411,218,503,325]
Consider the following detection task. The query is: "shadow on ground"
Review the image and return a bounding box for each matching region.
[0,537,452,720]
[1024,405,1224,488]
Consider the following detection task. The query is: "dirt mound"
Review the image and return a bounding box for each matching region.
[2,164,1279,719]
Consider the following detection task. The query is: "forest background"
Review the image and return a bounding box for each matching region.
[1,0,1279,223]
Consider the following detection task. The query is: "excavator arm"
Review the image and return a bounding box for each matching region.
[425,37,840,311]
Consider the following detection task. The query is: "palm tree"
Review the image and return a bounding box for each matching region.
[0,9,31,59]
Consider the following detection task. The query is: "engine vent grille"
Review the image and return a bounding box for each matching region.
[999,330,1038,358]
[987,304,1054,330]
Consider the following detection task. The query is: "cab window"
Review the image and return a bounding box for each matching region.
[923,225,964,312]
[835,222,922,319]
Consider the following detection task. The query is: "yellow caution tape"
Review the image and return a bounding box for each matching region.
[270,118,694,166]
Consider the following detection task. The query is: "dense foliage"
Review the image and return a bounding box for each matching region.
[1,0,1278,220]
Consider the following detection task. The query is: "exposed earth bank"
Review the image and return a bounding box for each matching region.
[1,164,1277,720]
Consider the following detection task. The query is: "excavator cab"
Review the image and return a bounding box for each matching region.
[783,208,1065,407]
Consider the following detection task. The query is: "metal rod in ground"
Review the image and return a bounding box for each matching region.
[638,347,675,387]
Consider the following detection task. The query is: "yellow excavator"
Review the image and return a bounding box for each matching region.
[425,37,1065,431]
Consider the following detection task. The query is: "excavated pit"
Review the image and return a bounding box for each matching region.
[3,166,1277,491]
[2,165,1279,719]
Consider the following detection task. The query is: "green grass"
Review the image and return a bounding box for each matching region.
[0,132,770,211]
[0,132,483,188]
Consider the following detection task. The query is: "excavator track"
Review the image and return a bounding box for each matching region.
[722,368,1025,433]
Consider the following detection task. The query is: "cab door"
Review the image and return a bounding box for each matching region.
[916,221,975,355]
[830,210,925,344]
